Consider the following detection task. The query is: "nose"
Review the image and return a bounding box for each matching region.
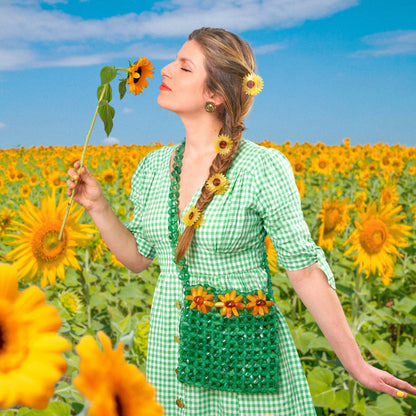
[161,61,174,78]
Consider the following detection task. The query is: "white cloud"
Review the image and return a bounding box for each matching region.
[122,107,134,114]
[354,30,416,57]
[101,136,120,145]
[0,0,358,70]
[0,122,6,129]
[0,48,37,70]
[253,43,286,55]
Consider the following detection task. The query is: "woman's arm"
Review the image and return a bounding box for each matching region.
[67,161,152,274]
[287,262,416,398]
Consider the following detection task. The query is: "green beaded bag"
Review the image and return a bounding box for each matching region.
[169,141,280,394]
[176,284,280,393]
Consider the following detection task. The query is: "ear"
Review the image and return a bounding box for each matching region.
[204,90,224,107]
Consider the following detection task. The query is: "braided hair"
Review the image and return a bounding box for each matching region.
[175,27,257,262]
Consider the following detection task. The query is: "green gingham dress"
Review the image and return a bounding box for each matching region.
[126,138,336,416]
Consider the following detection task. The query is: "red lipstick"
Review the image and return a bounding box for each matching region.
[159,82,171,91]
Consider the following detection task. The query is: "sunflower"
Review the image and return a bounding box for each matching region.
[317,198,353,251]
[185,286,214,313]
[380,184,399,206]
[29,174,39,186]
[246,289,274,317]
[265,235,277,273]
[311,155,332,176]
[242,73,263,96]
[60,291,82,314]
[206,173,229,195]
[291,158,306,177]
[6,190,95,287]
[408,166,416,176]
[215,290,245,318]
[0,263,70,409]
[183,206,203,228]
[0,207,15,234]
[19,183,31,198]
[214,134,233,155]
[343,201,411,285]
[74,331,163,416]
[49,171,66,189]
[101,167,118,185]
[126,57,154,96]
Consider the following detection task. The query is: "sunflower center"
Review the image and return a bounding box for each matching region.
[194,296,205,306]
[188,212,194,220]
[294,163,303,173]
[219,140,227,149]
[213,178,221,186]
[324,208,341,233]
[115,394,124,416]
[133,67,142,84]
[32,226,67,263]
[225,300,235,308]
[318,160,328,169]
[246,80,255,88]
[256,299,266,307]
[104,174,115,183]
[359,219,388,254]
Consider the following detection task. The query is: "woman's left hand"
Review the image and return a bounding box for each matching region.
[351,361,416,399]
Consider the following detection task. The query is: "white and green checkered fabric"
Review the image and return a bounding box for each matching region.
[125,139,336,416]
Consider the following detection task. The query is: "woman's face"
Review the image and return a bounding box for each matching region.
[157,40,211,115]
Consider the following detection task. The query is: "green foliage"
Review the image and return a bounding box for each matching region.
[1,143,415,415]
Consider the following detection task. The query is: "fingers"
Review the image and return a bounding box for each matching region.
[73,160,88,175]
[379,374,416,399]
[66,161,84,197]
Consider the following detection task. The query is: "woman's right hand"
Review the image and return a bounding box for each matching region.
[66,161,105,212]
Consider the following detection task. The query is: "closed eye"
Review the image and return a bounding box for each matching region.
[181,68,192,72]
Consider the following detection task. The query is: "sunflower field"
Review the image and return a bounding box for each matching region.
[0,138,415,416]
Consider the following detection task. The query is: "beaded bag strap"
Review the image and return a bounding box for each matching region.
[168,140,274,297]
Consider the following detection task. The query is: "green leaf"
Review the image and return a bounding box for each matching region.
[100,66,117,85]
[15,402,71,416]
[97,84,112,103]
[290,327,317,354]
[98,101,115,137]
[308,335,333,352]
[367,340,393,365]
[332,389,349,410]
[119,78,127,100]
[83,271,98,284]
[307,367,335,407]
[392,295,416,314]
[118,283,147,301]
[364,394,405,416]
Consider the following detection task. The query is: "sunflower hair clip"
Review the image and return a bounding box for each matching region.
[214,134,233,155]
[242,73,263,96]
[183,207,204,228]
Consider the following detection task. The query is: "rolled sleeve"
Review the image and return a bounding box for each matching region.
[255,148,335,289]
[124,156,157,260]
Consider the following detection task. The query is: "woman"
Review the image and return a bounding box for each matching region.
[67,27,416,415]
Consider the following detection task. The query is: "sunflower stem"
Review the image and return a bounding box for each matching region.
[58,84,109,241]
[83,249,92,329]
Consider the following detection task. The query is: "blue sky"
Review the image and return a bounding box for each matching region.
[0,0,415,149]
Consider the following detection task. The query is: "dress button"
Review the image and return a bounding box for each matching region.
[175,368,179,374]
[175,300,181,310]
[176,398,184,409]
[174,335,180,343]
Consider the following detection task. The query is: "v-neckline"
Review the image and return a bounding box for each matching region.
[168,144,204,225]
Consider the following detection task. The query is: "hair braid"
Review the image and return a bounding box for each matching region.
[175,28,256,262]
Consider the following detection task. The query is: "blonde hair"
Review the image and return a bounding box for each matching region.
[175,27,257,262]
